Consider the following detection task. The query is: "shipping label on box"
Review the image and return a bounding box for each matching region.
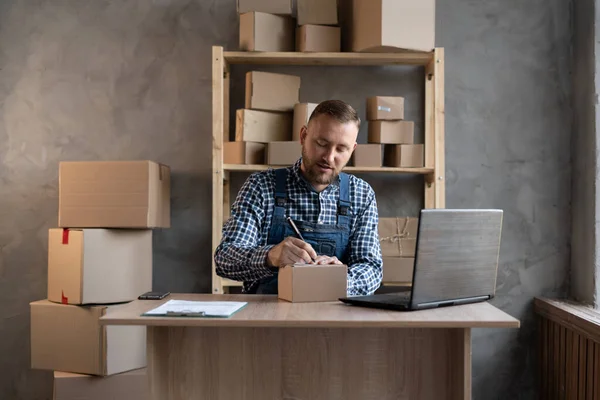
[267,141,302,165]
[298,0,338,25]
[384,144,424,168]
[54,369,149,400]
[382,257,414,282]
[296,25,341,52]
[58,161,170,228]
[30,300,146,376]
[351,144,382,167]
[348,0,435,52]
[366,96,405,120]
[47,228,152,305]
[245,71,300,112]
[293,102,318,140]
[237,0,292,15]
[368,121,414,144]
[278,264,347,302]
[379,217,418,257]
[236,109,293,142]
[239,12,295,52]
[224,141,265,164]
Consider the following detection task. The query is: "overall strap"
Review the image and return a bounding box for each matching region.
[274,168,288,218]
[337,173,351,226]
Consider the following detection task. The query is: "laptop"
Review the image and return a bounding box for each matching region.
[339,209,503,311]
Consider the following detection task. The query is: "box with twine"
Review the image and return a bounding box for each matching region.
[378,217,418,257]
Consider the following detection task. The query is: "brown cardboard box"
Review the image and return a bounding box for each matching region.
[31,300,146,376]
[48,229,152,305]
[384,144,424,168]
[379,217,418,257]
[278,263,348,302]
[382,257,414,282]
[53,369,149,400]
[368,121,414,144]
[267,141,302,165]
[298,0,338,25]
[366,96,405,120]
[346,0,435,52]
[245,71,300,112]
[293,102,318,140]
[296,25,341,52]
[235,109,293,142]
[224,141,265,164]
[237,0,292,15]
[239,12,295,52]
[351,144,382,167]
[58,161,170,228]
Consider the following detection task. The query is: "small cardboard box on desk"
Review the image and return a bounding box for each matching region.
[278,263,347,302]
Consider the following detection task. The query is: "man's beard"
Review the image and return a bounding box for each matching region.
[301,147,344,185]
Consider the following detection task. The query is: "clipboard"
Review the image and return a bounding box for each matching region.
[141,300,248,318]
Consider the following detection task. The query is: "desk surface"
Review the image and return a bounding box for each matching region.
[99,294,520,329]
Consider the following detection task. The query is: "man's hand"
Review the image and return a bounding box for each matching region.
[267,237,318,268]
[314,255,343,265]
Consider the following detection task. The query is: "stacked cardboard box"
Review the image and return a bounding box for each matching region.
[340,0,435,53]
[238,0,295,51]
[378,217,418,284]
[31,160,170,398]
[296,0,341,52]
[227,71,302,166]
[365,96,424,168]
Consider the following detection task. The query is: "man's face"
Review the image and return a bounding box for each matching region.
[300,114,358,189]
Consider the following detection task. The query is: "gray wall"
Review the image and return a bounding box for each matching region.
[0,0,572,399]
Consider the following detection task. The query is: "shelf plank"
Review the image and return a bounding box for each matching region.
[224,164,434,174]
[223,51,433,66]
[221,278,243,287]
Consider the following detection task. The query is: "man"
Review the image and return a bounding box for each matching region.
[214,100,382,296]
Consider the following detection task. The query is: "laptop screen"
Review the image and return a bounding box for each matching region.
[410,209,503,307]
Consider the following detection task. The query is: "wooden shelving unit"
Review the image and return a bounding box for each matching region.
[212,46,445,294]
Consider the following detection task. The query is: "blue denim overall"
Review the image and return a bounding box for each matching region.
[255,168,352,294]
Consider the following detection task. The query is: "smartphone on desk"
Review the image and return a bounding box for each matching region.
[138,291,170,300]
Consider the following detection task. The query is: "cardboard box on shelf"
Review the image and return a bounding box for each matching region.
[350,144,382,167]
[293,102,318,140]
[278,263,348,302]
[266,141,302,165]
[343,0,435,52]
[368,121,414,144]
[224,141,266,164]
[53,369,149,400]
[48,228,152,306]
[378,217,418,257]
[237,0,292,15]
[235,109,293,142]
[30,300,146,376]
[245,71,300,112]
[239,12,295,52]
[384,144,424,168]
[296,25,341,52]
[58,161,170,228]
[366,96,405,120]
[382,257,414,282]
[298,0,338,25]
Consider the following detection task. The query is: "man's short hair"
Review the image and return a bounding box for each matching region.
[308,100,361,128]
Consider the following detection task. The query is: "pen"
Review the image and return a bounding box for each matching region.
[286,217,316,263]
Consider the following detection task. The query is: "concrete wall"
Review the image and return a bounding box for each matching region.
[571,0,597,306]
[0,0,572,399]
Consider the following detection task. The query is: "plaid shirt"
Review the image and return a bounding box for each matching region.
[214,158,383,295]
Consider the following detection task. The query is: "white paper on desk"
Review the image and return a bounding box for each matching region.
[143,300,247,317]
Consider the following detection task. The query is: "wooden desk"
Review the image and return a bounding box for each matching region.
[100,294,519,400]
